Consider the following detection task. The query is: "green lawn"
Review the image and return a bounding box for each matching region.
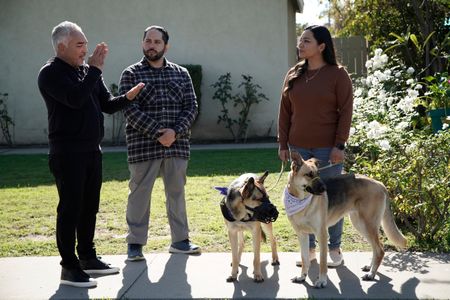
[0,148,371,257]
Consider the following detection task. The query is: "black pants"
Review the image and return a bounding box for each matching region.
[49,151,102,269]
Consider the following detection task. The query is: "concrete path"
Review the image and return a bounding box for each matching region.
[1,251,449,299]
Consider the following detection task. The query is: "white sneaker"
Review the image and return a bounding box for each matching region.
[328,249,344,267]
[295,248,316,267]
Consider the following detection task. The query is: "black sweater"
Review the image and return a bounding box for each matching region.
[38,57,130,154]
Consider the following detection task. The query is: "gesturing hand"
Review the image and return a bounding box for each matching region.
[126,83,145,100]
[88,42,108,70]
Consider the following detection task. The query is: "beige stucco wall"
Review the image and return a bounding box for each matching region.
[0,0,298,144]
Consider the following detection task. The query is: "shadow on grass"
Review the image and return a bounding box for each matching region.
[0,148,282,188]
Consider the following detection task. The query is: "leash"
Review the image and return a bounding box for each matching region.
[318,162,342,171]
[266,160,287,192]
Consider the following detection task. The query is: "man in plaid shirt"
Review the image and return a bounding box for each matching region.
[119,25,200,260]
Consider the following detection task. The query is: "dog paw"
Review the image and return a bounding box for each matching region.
[253,275,264,283]
[226,276,237,282]
[361,265,371,272]
[291,275,306,283]
[314,277,327,288]
[361,273,376,281]
[271,259,280,266]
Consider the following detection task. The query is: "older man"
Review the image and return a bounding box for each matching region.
[38,21,144,288]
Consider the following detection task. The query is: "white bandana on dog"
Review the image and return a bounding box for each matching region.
[283,187,312,216]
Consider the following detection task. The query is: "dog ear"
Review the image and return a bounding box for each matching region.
[290,150,304,164]
[241,177,255,199]
[257,170,269,184]
[290,151,303,173]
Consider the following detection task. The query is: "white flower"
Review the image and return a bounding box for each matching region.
[396,122,409,130]
[395,71,402,78]
[356,121,369,131]
[353,96,363,108]
[397,96,415,113]
[443,123,449,130]
[354,88,363,97]
[374,48,383,56]
[414,84,423,90]
[349,127,356,136]
[368,88,377,98]
[407,67,415,74]
[406,142,417,154]
[386,97,394,107]
[366,121,388,139]
[378,139,391,151]
[406,79,414,85]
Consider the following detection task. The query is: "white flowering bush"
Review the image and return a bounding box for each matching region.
[349,49,421,157]
[347,49,450,251]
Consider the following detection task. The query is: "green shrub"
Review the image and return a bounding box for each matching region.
[349,130,450,251]
[182,64,202,121]
[211,73,269,142]
[347,48,450,252]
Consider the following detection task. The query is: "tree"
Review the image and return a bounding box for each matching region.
[325,0,449,75]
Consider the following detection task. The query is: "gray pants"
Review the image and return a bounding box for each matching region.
[126,158,189,245]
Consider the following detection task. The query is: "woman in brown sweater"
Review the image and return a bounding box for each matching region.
[278,25,353,267]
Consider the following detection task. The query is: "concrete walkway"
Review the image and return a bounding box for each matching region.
[1,251,449,299]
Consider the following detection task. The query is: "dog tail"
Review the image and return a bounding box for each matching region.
[382,191,407,249]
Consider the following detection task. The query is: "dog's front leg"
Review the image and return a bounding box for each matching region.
[315,225,328,288]
[251,225,263,282]
[292,232,309,284]
[227,230,239,282]
[265,223,280,265]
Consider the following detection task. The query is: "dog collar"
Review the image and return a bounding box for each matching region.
[283,187,312,216]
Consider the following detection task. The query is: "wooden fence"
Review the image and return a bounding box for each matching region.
[334,36,368,77]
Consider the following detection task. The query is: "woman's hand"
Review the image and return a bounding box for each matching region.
[329,147,345,164]
[278,149,290,162]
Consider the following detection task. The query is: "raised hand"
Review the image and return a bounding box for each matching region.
[88,42,108,70]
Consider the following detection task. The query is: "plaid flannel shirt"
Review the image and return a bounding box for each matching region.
[119,58,198,163]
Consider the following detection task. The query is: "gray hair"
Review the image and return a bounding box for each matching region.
[51,21,83,52]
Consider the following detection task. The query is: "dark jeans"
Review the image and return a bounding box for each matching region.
[49,151,102,269]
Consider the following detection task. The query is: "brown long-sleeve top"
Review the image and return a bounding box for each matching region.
[278,64,353,150]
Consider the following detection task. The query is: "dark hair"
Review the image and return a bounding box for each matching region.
[143,25,169,44]
[283,25,338,96]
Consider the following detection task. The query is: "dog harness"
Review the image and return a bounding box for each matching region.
[283,187,312,216]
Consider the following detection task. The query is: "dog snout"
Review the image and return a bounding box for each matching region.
[307,178,326,195]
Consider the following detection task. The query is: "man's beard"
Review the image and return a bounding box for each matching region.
[143,48,165,61]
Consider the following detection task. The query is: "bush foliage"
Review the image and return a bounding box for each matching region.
[347,48,450,252]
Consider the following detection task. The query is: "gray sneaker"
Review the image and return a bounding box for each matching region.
[169,239,201,254]
[127,244,145,261]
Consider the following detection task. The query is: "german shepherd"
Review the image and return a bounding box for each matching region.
[284,151,407,288]
[219,171,280,283]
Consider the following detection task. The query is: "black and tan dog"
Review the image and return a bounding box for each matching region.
[218,171,280,283]
[284,151,407,288]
